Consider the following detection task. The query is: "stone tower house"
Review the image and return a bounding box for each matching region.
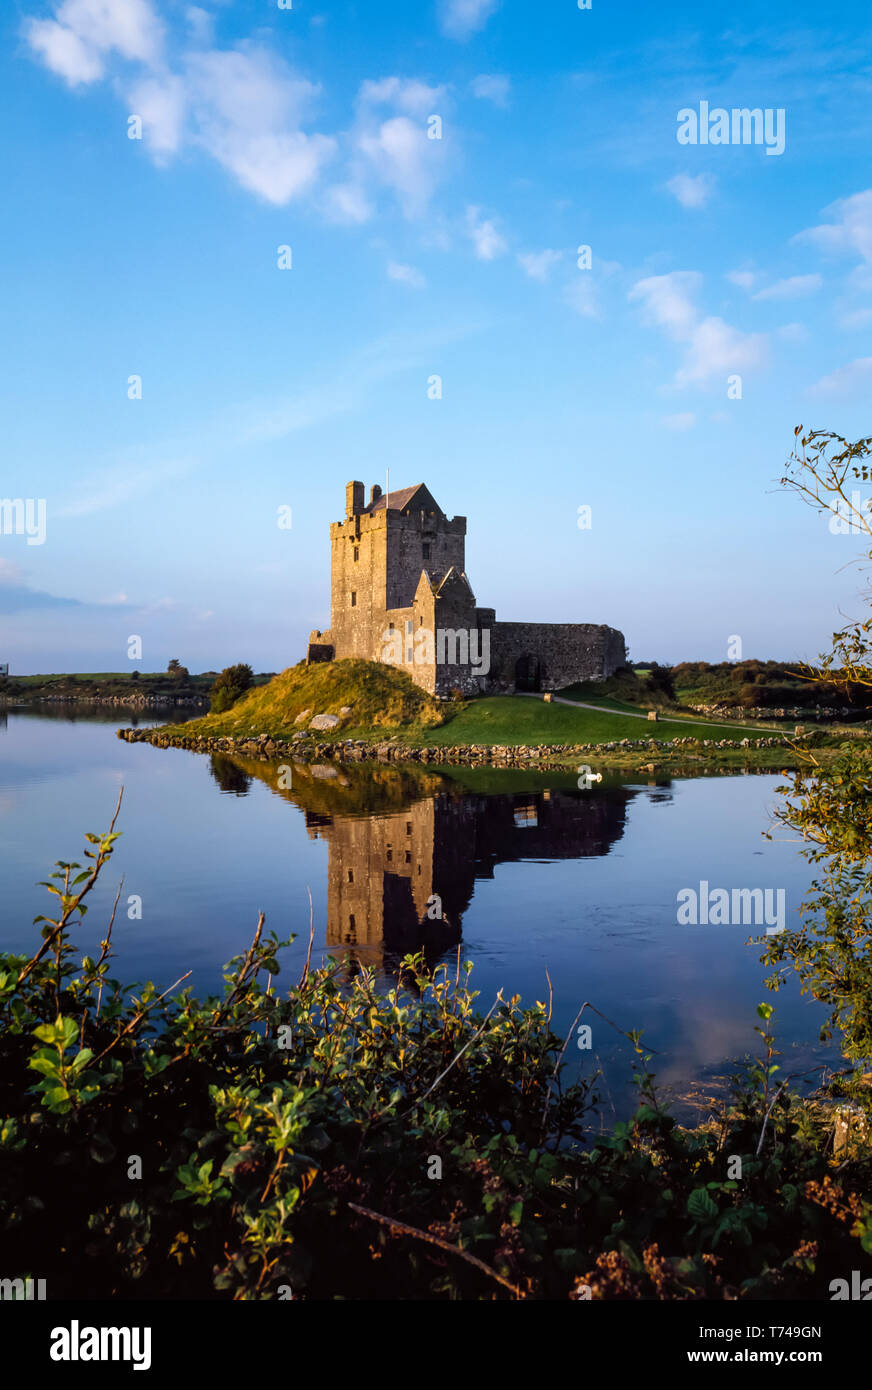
[308,481,626,696]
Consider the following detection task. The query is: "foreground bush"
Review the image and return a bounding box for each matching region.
[0,805,870,1300]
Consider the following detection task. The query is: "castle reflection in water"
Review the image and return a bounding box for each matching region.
[209,755,651,973]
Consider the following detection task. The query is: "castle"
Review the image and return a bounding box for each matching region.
[307,481,626,697]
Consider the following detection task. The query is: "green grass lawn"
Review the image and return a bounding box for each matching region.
[398,696,774,747]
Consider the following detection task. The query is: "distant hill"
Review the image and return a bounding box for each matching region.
[673,660,871,711]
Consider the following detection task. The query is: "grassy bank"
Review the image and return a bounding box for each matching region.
[394,694,775,747]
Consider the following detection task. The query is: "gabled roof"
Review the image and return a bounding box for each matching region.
[434,566,476,603]
[365,483,442,515]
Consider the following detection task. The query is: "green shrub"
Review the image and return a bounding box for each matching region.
[1,806,869,1300]
[210,663,254,714]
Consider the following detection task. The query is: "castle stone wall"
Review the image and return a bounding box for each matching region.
[487,622,626,692]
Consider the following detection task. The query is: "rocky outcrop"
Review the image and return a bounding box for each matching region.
[309,713,340,730]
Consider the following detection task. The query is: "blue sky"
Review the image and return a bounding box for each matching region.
[2,0,871,674]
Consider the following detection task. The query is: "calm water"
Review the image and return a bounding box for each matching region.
[0,707,839,1114]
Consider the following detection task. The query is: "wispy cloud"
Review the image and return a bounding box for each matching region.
[665,173,715,209]
[517,249,562,282]
[0,557,83,614]
[25,0,164,85]
[727,269,757,290]
[24,5,453,218]
[811,356,872,396]
[387,260,427,288]
[470,73,510,106]
[752,274,822,301]
[438,0,501,41]
[466,205,507,260]
[629,271,767,387]
[57,456,197,518]
[795,189,872,263]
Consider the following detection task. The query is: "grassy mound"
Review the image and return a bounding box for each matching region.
[172,659,448,739]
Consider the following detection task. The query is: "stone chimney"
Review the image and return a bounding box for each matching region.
[345,481,364,518]
[370,483,382,507]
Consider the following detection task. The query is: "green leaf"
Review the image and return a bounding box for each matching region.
[687,1188,718,1222]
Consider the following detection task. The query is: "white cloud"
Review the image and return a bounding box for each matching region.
[517,249,562,282]
[752,274,822,301]
[470,73,510,106]
[26,10,454,217]
[358,77,444,117]
[322,181,373,224]
[26,17,104,84]
[629,271,701,338]
[183,47,336,205]
[213,129,335,205]
[185,6,213,44]
[677,316,766,387]
[0,558,26,585]
[24,0,164,86]
[661,412,696,431]
[127,72,186,156]
[840,306,872,330]
[26,10,339,207]
[357,116,441,218]
[778,322,809,342]
[439,0,501,41]
[629,271,767,386]
[811,357,872,396]
[665,173,715,209]
[466,205,507,260]
[351,79,448,218]
[727,269,756,290]
[796,189,872,263]
[387,260,427,288]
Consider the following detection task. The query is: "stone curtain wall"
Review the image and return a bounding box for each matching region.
[487,622,626,692]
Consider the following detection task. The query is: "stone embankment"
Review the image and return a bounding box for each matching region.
[118,726,794,768]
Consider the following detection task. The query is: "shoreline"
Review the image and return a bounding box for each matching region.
[116,723,830,772]
[3,693,208,709]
